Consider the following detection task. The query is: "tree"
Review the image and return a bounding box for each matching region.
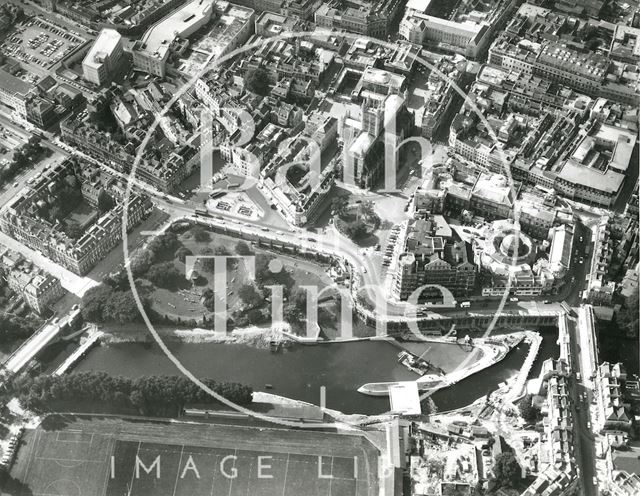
[518,394,539,424]
[0,313,42,343]
[283,287,309,327]
[130,250,155,277]
[331,196,349,216]
[103,290,143,324]
[361,200,376,218]
[49,205,64,222]
[146,262,183,288]
[8,372,253,415]
[200,247,216,272]
[81,284,114,322]
[191,226,210,242]
[175,246,193,263]
[97,189,116,213]
[244,68,270,96]
[492,452,521,489]
[238,283,263,309]
[147,232,179,256]
[235,241,253,256]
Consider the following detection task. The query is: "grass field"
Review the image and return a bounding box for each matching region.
[6,415,379,496]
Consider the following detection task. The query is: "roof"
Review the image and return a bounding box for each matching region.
[0,69,32,98]
[349,131,374,156]
[388,382,421,415]
[548,224,573,268]
[559,159,625,194]
[596,124,637,174]
[83,29,121,69]
[136,0,214,61]
[406,0,432,13]
[472,172,513,206]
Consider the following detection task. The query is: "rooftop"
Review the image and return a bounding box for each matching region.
[559,159,625,194]
[83,29,121,69]
[0,69,32,98]
[136,0,214,61]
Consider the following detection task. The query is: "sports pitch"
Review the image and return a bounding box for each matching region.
[6,415,380,496]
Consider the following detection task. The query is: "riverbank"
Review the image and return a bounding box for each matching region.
[357,332,523,396]
[100,323,296,348]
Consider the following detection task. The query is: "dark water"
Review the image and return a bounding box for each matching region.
[75,340,417,415]
[74,330,559,415]
[429,329,560,411]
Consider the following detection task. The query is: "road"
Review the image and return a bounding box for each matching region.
[567,311,598,496]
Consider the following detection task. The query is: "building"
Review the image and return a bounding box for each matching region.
[341,94,413,189]
[0,245,64,314]
[0,69,33,117]
[393,215,476,300]
[489,35,640,106]
[555,123,637,208]
[585,216,615,304]
[0,158,151,275]
[595,362,632,442]
[82,29,125,86]
[418,56,464,138]
[255,11,303,37]
[60,106,198,193]
[314,0,405,39]
[399,0,516,59]
[132,0,215,76]
[475,219,558,297]
[544,224,574,280]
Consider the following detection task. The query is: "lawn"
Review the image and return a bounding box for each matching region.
[147,227,336,329]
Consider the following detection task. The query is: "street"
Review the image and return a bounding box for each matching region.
[567,315,598,496]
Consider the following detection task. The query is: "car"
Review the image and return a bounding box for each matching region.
[592,476,597,486]
[71,304,79,311]
[576,372,581,380]
[509,297,519,302]
[51,317,59,324]
[13,182,18,188]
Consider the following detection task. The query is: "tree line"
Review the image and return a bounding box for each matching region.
[0,137,48,188]
[8,372,253,416]
[0,313,43,344]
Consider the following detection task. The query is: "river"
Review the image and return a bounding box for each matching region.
[70,329,560,415]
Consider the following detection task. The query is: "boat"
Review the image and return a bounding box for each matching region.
[265,384,273,389]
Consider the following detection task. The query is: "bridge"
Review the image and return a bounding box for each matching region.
[1,309,82,375]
